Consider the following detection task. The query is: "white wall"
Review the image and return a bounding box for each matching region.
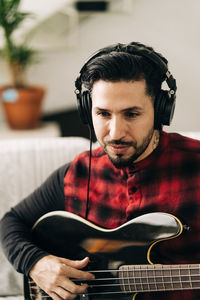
[0,0,200,132]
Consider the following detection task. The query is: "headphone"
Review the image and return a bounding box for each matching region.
[75,42,177,129]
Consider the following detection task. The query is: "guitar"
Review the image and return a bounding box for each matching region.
[24,211,200,300]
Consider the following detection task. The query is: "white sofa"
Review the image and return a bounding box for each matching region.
[0,136,91,299]
[0,132,199,299]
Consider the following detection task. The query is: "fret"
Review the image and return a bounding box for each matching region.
[135,265,143,292]
[171,265,182,289]
[145,264,155,291]
[150,265,157,291]
[119,266,128,293]
[122,266,129,293]
[127,265,132,292]
[178,265,183,290]
[179,264,191,289]
[131,265,142,291]
[141,265,149,291]
[119,264,200,293]
[190,264,200,289]
[155,264,165,291]
[187,264,193,289]
[129,265,139,292]
[162,264,173,290]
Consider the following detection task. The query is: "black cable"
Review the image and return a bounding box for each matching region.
[85,126,94,219]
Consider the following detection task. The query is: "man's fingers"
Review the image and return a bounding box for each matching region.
[56,273,90,293]
[63,264,94,280]
[52,281,88,300]
[52,287,77,300]
[57,257,94,280]
[29,255,94,300]
[60,256,90,269]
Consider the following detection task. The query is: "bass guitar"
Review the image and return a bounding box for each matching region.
[24,211,200,300]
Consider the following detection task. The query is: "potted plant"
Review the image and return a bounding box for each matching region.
[0,0,45,129]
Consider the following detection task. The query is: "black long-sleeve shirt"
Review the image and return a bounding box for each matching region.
[0,163,70,276]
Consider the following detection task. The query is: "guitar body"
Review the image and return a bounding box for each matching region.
[24,211,183,300]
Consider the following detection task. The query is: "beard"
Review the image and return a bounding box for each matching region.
[100,127,155,169]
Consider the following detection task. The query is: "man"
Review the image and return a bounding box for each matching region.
[0,42,200,300]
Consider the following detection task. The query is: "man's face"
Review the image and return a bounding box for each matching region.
[91,79,157,168]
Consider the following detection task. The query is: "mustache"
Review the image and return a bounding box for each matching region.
[106,139,134,146]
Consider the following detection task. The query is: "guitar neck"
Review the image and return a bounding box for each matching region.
[119,264,200,293]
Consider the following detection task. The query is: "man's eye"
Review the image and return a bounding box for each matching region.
[97,111,110,117]
[125,112,139,118]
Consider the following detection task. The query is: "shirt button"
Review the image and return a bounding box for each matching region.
[128,186,137,195]
[132,186,137,193]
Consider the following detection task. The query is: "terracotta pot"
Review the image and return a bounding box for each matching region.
[0,86,45,129]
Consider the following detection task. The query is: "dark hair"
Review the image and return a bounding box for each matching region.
[80,42,168,101]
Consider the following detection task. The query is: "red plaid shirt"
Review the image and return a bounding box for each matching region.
[64,131,200,300]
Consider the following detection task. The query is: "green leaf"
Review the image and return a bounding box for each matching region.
[8,44,37,66]
[0,0,38,86]
[0,0,33,34]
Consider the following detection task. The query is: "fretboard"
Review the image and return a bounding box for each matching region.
[119,264,200,293]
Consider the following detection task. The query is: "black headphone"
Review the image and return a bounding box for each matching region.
[75,42,177,130]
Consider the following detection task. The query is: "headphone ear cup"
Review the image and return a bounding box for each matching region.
[84,91,93,128]
[154,90,176,129]
[77,90,93,128]
[76,91,88,125]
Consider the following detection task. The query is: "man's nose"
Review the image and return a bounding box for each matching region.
[109,117,126,140]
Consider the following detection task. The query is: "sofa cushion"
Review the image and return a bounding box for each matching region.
[0,137,90,296]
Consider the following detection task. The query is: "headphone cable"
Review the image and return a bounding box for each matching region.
[85,126,93,219]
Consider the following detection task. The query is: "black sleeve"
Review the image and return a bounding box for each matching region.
[0,163,70,276]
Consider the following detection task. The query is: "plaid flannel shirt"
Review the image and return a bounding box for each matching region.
[64,131,200,300]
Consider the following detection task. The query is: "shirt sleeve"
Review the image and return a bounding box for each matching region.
[0,163,70,276]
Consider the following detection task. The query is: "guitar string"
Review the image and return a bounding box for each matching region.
[29,272,200,286]
[29,275,200,298]
[75,266,200,283]
[29,277,200,289]
[80,285,200,296]
[89,265,200,273]
[28,266,200,298]
[28,265,200,278]
[29,273,200,287]
[29,276,200,297]
[73,273,200,283]
[29,277,200,287]
[74,265,200,274]
[29,284,200,300]
[29,265,200,277]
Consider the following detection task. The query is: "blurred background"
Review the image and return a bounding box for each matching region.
[0,0,199,139]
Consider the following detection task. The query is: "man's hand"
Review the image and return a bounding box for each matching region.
[29,255,95,300]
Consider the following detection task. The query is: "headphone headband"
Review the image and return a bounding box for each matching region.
[76,43,176,94]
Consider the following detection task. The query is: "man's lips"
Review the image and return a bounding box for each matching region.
[108,144,131,154]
